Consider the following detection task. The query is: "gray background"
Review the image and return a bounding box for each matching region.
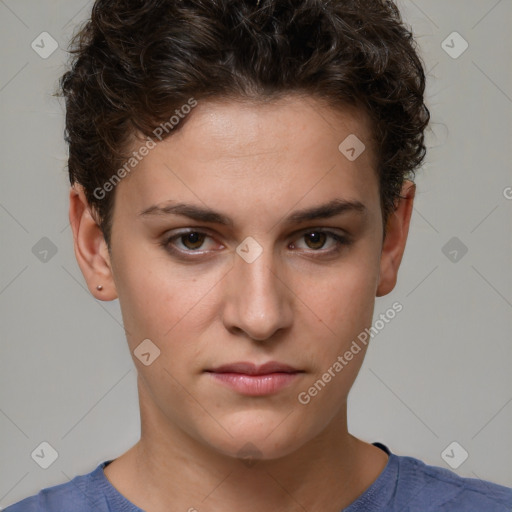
[1,0,511,508]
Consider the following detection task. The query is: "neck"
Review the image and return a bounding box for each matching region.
[103,384,388,512]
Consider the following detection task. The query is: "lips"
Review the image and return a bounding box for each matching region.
[205,361,304,396]
[206,361,301,375]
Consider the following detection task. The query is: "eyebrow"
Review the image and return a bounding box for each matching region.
[138,198,367,226]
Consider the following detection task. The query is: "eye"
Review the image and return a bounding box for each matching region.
[177,232,207,250]
[162,230,219,254]
[290,230,350,253]
[160,228,351,259]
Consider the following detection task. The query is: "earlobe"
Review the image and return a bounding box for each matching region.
[69,184,118,300]
[376,181,416,297]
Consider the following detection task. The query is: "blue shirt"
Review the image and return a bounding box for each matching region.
[4,443,512,511]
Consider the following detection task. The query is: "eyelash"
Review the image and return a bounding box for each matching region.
[160,229,352,259]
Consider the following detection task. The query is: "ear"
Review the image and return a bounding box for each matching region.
[68,183,118,300]
[376,180,416,297]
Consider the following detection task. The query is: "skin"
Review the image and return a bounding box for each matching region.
[69,94,415,512]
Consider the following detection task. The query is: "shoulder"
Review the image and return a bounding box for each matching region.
[2,462,111,512]
[394,453,512,511]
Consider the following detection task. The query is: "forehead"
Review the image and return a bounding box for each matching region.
[114,95,379,223]
[164,95,375,167]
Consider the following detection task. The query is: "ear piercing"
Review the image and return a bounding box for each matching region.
[96,285,103,291]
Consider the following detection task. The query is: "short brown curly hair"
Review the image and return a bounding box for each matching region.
[59,0,430,250]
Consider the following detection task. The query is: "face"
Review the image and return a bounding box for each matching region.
[72,95,413,461]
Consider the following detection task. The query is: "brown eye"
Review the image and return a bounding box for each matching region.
[290,229,351,255]
[180,232,206,250]
[161,229,222,258]
[304,231,327,250]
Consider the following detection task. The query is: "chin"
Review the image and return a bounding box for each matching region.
[198,410,312,462]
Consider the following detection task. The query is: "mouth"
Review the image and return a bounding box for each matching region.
[204,361,304,396]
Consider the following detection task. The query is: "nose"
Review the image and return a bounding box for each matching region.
[221,243,293,342]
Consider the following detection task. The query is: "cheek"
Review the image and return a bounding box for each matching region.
[298,261,379,334]
[112,245,225,351]
[292,268,376,422]
[292,248,380,373]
